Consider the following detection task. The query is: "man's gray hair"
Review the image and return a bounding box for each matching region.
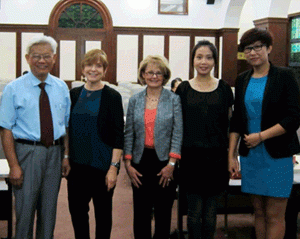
[26,35,58,54]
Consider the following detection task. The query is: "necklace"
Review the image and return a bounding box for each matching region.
[146,95,159,102]
[86,91,93,97]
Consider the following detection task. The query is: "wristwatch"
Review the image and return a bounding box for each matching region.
[168,161,176,167]
[111,162,120,169]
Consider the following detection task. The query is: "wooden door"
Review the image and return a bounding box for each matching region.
[48,0,114,82]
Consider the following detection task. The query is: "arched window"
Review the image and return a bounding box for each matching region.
[58,3,104,29]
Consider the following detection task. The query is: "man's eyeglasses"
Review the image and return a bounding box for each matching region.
[145,71,163,77]
[244,44,265,54]
[31,54,53,61]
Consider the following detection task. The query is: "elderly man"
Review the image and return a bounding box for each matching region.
[0,35,71,239]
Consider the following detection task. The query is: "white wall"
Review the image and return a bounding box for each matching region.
[0,0,245,29]
[0,0,226,28]
[0,0,57,25]
[0,0,298,32]
[289,0,300,15]
[0,0,298,30]
[238,0,300,41]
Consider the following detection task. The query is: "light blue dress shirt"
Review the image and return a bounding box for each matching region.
[0,72,71,141]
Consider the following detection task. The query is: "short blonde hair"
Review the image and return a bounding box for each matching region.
[138,55,171,86]
[81,49,108,70]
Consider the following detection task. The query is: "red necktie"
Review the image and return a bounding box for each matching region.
[39,83,54,147]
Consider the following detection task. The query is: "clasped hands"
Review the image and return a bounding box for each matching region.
[125,162,174,188]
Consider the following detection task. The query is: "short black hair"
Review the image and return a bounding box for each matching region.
[239,28,273,52]
[171,78,182,89]
[191,40,218,66]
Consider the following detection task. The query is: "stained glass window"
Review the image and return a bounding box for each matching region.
[58,4,103,29]
[290,16,300,66]
[291,43,300,63]
[291,18,300,40]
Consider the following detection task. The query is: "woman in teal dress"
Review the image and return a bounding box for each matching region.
[228,28,300,239]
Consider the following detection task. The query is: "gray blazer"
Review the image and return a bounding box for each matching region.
[124,88,183,164]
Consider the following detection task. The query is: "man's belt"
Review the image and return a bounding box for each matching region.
[15,138,63,147]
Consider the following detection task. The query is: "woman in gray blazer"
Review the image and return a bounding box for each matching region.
[124,55,183,239]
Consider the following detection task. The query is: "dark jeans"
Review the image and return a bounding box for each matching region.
[284,184,300,239]
[67,163,114,239]
[132,148,177,239]
[186,193,220,239]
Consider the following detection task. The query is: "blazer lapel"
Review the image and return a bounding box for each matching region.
[155,88,168,135]
[241,70,252,114]
[98,85,108,129]
[137,89,147,132]
[241,70,252,101]
[261,64,275,116]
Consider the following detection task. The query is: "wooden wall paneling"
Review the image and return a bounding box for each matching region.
[0,23,237,84]
[189,35,195,79]
[109,31,117,84]
[254,17,289,67]
[113,27,219,82]
[16,31,22,78]
[101,28,114,83]
[113,27,218,39]
[215,35,220,78]
[164,34,170,61]
[0,25,47,78]
[219,28,238,86]
[138,33,144,73]
[56,39,61,79]
[77,37,84,82]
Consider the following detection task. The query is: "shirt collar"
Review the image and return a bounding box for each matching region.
[28,71,53,87]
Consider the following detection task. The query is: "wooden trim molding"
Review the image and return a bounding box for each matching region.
[0,24,48,33]
[288,12,300,19]
[254,17,288,26]
[114,26,218,36]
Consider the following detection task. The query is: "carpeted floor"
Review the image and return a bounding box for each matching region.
[0,162,299,238]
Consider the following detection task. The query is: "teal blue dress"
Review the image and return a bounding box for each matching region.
[240,76,293,198]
